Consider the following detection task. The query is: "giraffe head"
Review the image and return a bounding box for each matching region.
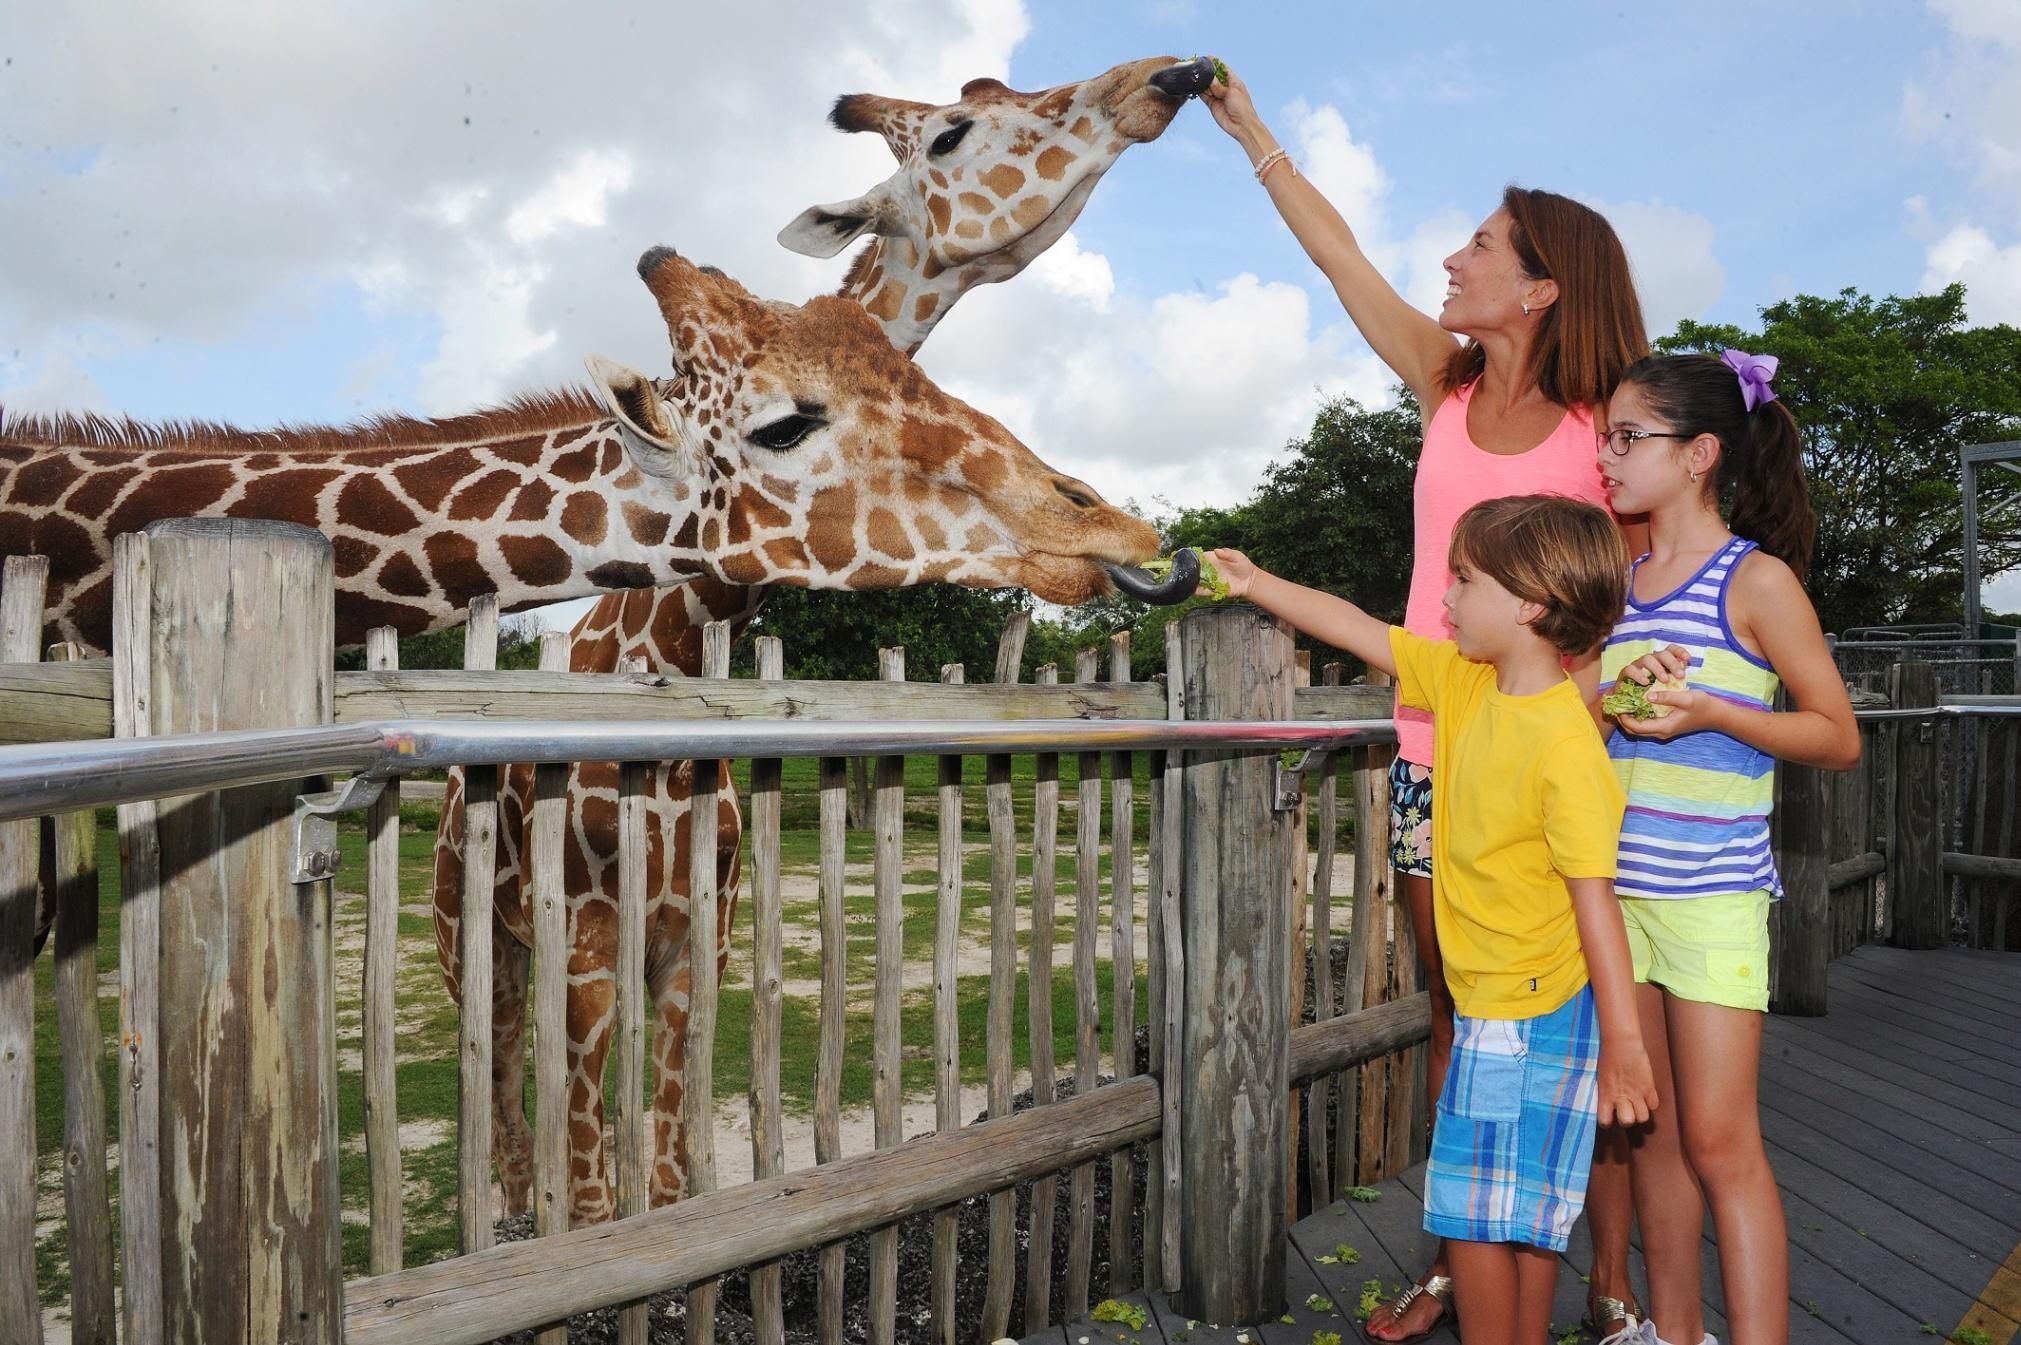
[586,248,1157,604]
[778,55,1212,310]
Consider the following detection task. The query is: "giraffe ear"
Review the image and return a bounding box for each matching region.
[583,354,701,482]
[777,179,909,258]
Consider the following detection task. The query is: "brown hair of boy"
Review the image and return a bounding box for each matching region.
[1447,494,1629,655]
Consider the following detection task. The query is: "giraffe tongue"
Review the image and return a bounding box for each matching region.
[1105,548,1202,605]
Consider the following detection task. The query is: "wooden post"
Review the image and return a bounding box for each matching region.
[1770,729,1832,1015]
[530,633,570,1345]
[363,628,405,1276]
[1176,605,1293,1326]
[457,595,500,1255]
[0,555,49,1345]
[47,642,117,1344]
[751,637,788,1345]
[1890,661,1945,949]
[140,519,341,1343]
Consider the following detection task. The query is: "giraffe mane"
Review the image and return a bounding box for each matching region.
[839,242,881,296]
[0,388,611,454]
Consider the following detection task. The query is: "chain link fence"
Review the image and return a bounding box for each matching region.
[1833,628,2020,698]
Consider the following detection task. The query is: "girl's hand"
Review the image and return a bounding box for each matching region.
[1614,684,1723,740]
[1596,1043,1658,1128]
[1199,62,1263,145]
[1620,644,1691,688]
[1207,547,1258,598]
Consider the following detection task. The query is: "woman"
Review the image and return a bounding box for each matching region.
[1203,66,1651,1344]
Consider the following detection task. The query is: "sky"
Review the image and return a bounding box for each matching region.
[4,0,2019,622]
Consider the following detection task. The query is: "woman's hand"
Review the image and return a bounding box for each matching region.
[1207,547,1257,598]
[1595,1042,1658,1128]
[1200,63,1270,156]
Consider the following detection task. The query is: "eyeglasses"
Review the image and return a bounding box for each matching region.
[1596,427,1691,457]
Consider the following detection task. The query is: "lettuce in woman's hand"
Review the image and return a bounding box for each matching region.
[1602,675,1683,720]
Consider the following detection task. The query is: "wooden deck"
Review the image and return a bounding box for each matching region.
[1027,946,2021,1345]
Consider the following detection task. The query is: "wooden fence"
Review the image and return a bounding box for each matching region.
[2,519,2016,1343]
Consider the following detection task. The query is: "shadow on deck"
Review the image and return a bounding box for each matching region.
[1025,946,2021,1345]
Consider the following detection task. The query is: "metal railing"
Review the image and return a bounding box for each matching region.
[0,716,1397,824]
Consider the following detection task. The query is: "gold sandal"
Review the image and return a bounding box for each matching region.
[1586,1291,1648,1343]
[1360,1273,1454,1344]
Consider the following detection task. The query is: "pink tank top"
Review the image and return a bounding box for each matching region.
[1396,381,1609,765]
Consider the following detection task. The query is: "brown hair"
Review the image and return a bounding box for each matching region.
[1439,186,1650,410]
[1448,495,1629,655]
[1616,353,1816,581]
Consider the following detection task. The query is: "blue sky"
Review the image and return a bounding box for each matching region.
[4,1,2017,615]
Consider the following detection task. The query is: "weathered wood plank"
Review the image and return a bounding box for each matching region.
[1105,631,1137,1297]
[931,661,964,1345]
[530,633,571,1345]
[1284,651,1310,1231]
[686,621,731,1345]
[333,669,1165,723]
[1348,673,1395,1189]
[1944,851,2021,882]
[1067,648,1103,1320]
[457,595,500,1256]
[1305,666,1341,1215]
[1156,619,1184,1295]
[750,637,787,1345]
[111,533,164,1345]
[1772,735,1832,1014]
[1024,663,1062,1332]
[1890,663,1944,949]
[46,642,116,1344]
[0,554,48,1345]
[870,646,905,1345]
[344,1075,1163,1345]
[364,627,406,1277]
[0,655,111,744]
[1176,605,1293,1325]
[143,519,340,1343]
[615,747,651,1345]
[983,611,1027,1341]
[815,753,849,1345]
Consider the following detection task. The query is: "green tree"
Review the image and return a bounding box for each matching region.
[733,584,1033,681]
[1660,285,2021,634]
[332,615,543,670]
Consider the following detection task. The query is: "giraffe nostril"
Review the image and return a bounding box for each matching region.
[1052,476,1099,510]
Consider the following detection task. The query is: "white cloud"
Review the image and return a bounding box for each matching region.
[1593,199,1727,336]
[1922,224,2021,323]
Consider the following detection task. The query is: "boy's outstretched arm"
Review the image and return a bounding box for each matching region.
[1209,548,1397,677]
[1566,876,1658,1127]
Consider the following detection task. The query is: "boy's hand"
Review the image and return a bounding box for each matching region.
[1207,547,1257,598]
[1596,1042,1658,1128]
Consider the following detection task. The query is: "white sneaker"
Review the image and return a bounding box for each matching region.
[1598,1321,1657,1345]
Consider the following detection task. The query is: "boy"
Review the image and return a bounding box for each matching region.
[1210,495,1656,1345]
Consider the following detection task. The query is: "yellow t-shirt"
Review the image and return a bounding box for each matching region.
[1388,627,1626,1019]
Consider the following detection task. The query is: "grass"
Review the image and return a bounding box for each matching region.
[30,757,1360,1303]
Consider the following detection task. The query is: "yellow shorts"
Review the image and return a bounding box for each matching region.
[1619,891,1772,1013]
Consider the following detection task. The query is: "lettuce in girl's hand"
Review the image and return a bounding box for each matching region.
[1603,675,1684,720]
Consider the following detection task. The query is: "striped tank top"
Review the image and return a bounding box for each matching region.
[1600,536,1783,901]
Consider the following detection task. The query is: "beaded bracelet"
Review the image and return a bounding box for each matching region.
[1253,147,1295,184]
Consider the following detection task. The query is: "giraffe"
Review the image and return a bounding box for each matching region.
[0,246,1157,1029]
[435,54,1214,1226]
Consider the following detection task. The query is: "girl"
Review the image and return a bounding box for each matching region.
[1201,64,1651,1342]
[1599,350,1861,1345]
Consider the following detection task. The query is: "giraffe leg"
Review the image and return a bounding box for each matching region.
[566,970,619,1225]
[649,942,694,1209]
[431,766,468,1005]
[490,930,534,1217]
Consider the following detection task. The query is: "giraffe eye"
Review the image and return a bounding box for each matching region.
[929,120,972,156]
[749,414,822,451]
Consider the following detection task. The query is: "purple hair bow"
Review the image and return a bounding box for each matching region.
[1720,347,1780,411]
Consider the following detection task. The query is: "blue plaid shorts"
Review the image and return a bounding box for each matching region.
[1422,985,1599,1252]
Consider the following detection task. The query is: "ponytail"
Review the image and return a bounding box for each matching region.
[1618,353,1816,581]
[1725,398,1815,582]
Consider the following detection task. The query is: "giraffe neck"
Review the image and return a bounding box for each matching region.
[2,395,735,652]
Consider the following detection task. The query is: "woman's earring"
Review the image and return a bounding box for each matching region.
[1521,302,1531,315]
[1689,471,1700,482]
